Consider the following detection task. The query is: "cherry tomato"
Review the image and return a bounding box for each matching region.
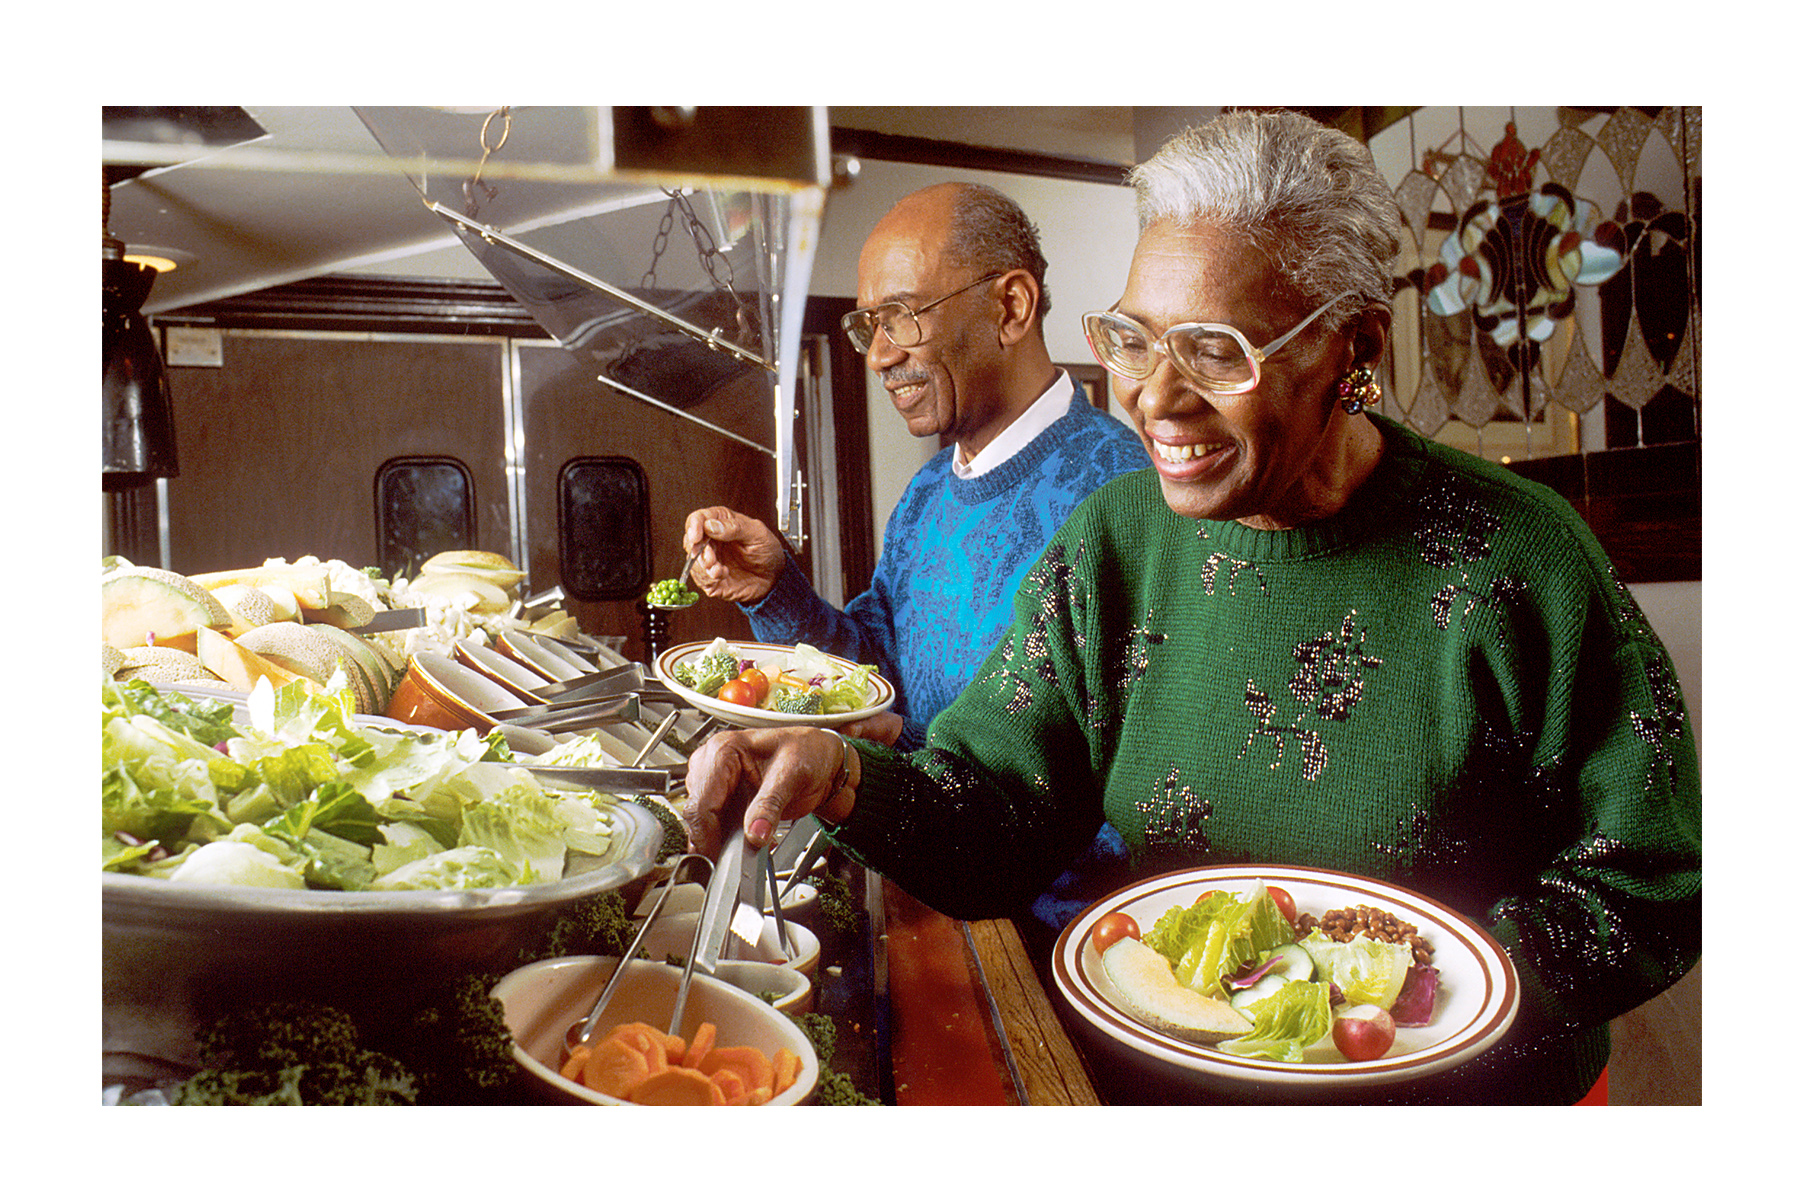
[1267,885,1298,926]
[737,667,771,704]
[717,679,756,708]
[1090,911,1141,955]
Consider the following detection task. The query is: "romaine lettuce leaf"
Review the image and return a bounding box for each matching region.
[1143,884,1296,998]
[1217,979,1333,1061]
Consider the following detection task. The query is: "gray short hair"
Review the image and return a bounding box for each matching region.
[1129,110,1401,328]
[939,183,1053,322]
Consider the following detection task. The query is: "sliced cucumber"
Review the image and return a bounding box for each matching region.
[1225,943,1317,1012]
[1265,942,1315,982]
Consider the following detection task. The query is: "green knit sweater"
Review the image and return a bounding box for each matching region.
[831,414,1701,1103]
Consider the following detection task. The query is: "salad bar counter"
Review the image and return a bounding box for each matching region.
[99,552,1524,1106]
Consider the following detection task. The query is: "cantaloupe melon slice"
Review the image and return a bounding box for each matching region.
[208,583,280,635]
[235,623,375,712]
[308,624,394,711]
[1101,937,1254,1044]
[102,568,232,651]
[117,645,220,685]
[194,626,314,695]
[298,593,377,630]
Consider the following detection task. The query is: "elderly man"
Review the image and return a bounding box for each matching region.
[684,181,1148,750]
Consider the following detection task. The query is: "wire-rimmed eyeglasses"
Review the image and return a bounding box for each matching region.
[841,272,1006,353]
[1082,290,1355,395]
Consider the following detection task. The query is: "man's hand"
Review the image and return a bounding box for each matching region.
[682,507,787,605]
[838,711,903,746]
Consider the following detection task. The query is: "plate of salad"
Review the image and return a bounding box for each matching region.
[1052,864,1519,1089]
[653,638,894,729]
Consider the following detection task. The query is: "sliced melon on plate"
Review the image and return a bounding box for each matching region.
[1102,937,1254,1045]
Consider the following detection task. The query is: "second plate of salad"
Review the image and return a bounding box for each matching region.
[653,639,895,730]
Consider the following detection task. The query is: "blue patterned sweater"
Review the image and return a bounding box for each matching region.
[743,397,1149,749]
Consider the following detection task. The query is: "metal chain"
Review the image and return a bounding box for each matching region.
[463,107,512,216]
[640,188,742,307]
[640,198,676,290]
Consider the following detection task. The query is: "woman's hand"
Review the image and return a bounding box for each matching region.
[682,727,858,857]
[682,507,787,605]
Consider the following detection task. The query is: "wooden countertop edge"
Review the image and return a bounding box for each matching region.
[964,917,1104,1105]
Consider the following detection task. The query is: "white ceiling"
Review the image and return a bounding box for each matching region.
[104,106,1152,316]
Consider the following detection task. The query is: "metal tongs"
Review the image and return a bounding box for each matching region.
[565,837,746,1050]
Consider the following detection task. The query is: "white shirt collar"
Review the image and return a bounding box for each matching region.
[952,370,1077,479]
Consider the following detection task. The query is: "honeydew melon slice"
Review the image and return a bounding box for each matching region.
[1102,937,1254,1045]
[189,562,334,611]
[421,550,525,590]
[406,571,512,614]
[102,643,126,677]
[101,568,233,651]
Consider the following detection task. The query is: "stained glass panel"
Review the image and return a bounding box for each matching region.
[1369,107,1700,462]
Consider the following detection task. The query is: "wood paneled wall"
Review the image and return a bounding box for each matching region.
[162,334,511,576]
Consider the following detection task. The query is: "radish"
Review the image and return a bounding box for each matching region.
[1331,1003,1396,1061]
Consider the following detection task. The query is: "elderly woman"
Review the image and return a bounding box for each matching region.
[684,110,1700,1104]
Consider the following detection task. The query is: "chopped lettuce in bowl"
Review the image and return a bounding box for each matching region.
[101,673,651,893]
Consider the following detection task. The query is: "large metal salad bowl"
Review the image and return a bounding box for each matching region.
[102,797,662,1086]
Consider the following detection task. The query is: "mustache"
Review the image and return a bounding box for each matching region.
[881,369,929,387]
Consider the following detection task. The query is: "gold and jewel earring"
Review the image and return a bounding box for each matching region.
[1335,365,1380,415]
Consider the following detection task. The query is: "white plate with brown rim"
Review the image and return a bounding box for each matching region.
[1051,863,1519,1089]
[652,640,894,730]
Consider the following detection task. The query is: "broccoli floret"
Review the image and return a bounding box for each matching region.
[674,651,739,697]
[770,687,823,715]
[171,1001,417,1106]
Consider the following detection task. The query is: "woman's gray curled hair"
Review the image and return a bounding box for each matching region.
[1130,110,1402,329]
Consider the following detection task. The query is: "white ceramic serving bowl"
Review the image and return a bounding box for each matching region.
[710,960,813,1016]
[491,955,819,1105]
[638,910,822,980]
[764,879,820,925]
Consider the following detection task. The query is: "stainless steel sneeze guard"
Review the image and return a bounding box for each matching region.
[351,107,828,548]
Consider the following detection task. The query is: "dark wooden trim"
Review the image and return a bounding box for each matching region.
[805,296,877,601]
[830,126,1130,187]
[1505,440,1700,583]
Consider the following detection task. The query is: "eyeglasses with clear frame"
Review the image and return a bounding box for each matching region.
[841,272,1006,353]
[1082,290,1355,395]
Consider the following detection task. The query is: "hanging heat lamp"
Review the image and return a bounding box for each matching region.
[102,172,179,491]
